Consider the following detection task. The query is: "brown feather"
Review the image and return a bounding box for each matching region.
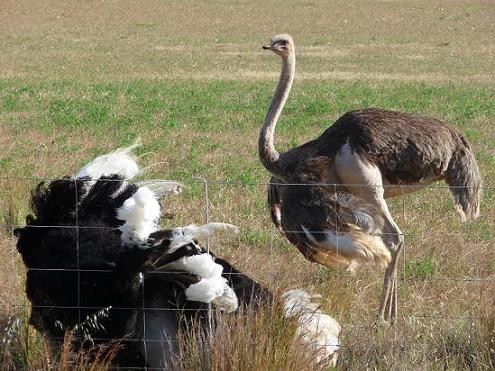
[273,172,390,269]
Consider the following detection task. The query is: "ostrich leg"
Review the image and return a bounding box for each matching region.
[378,240,404,320]
[370,194,404,320]
[335,148,404,320]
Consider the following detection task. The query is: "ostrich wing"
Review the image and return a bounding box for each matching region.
[76,139,141,180]
[280,184,390,268]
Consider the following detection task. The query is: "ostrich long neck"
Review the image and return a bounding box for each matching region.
[259,53,295,179]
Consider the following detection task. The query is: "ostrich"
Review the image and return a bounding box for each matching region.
[14,142,185,365]
[14,143,242,366]
[259,34,481,320]
[141,228,341,368]
[15,143,341,367]
[140,229,340,369]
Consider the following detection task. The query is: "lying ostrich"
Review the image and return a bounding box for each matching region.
[15,142,185,365]
[140,228,341,368]
[15,144,341,368]
[260,34,482,320]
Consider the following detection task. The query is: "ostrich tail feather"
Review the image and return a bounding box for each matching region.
[76,139,141,180]
[283,289,340,365]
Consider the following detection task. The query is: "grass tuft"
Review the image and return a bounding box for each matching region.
[2,181,31,235]
[1,310,120,370]
[172,300,334,371]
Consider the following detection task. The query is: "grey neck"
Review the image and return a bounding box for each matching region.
[258,53,295,179]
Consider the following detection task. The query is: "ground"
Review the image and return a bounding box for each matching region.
[0,0,494,369]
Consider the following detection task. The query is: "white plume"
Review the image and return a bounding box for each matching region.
[168,223,239,253]
[166,254,223,278]
[185,276,238,312]
[166,252,238,313]
[185,277,227,302]
[136,180,184,197]
[117,186,161,244]
[283,289,341,366]
[76,139,141,180]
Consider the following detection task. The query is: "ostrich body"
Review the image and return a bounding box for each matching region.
[141,244,340,368]
[15,144,185,366]
[260,34,481,320]
[14,144,242,367]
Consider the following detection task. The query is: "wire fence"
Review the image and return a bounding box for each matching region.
[0,176,494,368]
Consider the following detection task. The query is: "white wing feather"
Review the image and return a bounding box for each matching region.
[167,252,239,313]
[76,139,141,180]
[117,186,161,245]
[168,223,239,253]
[283,289,340,365]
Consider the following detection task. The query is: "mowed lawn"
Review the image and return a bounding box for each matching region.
[1,0,494,369]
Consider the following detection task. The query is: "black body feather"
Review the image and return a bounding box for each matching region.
[15,174,272,368]
[15,175,162,366]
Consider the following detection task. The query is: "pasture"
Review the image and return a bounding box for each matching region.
[1,0,494,369]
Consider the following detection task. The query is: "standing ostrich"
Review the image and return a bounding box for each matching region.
[259,34,481,320]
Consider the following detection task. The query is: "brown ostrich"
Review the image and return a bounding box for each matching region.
[260,34,481,320]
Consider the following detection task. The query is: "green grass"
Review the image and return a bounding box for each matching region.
[1,77,494,370]
[1,79,493,181]
[404,257,437,280]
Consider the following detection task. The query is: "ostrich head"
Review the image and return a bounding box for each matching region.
[263,34,294,58]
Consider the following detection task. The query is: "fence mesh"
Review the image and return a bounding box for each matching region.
[0,176,494,368]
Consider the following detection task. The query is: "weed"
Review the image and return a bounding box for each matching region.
[404,257,438,280]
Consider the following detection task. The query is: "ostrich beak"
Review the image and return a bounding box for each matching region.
[262,42,275,50]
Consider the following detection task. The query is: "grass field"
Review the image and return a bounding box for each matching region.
[1,0,494,369]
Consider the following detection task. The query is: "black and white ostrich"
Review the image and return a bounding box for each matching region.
[15,143,341,368]
[15,142,185,365]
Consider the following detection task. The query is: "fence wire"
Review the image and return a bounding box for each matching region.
[0,176,494,368]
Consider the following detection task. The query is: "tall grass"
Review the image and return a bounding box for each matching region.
[1,180,30,235]
[1,310,119,370]
[478,282,495,368]
[1,310,52,370]
[172,300,334,371]
[58,332,120,371]
[337,306,495,369]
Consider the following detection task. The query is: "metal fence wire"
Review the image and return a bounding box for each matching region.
[0,176,494,368]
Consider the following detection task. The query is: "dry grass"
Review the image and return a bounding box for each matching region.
[0,0,493,82]
[58,332,120,371]
[1,311,53,370]
[172,302,332,371]
[1,311,119,370]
